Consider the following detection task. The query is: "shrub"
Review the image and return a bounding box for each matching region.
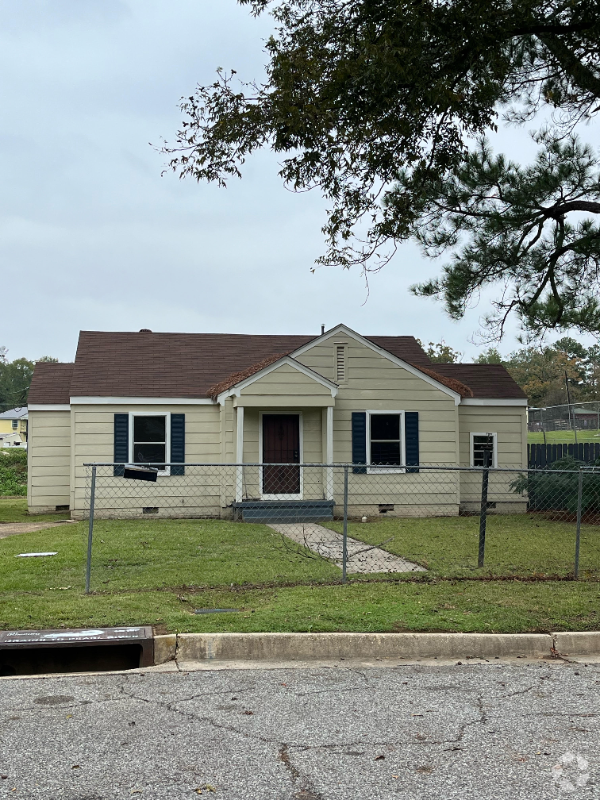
[0,448,27,496]
[511,456,600,515]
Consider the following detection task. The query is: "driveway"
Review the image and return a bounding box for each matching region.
[0,660,597,798]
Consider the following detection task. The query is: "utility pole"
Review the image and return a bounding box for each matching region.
[565,370,578,445]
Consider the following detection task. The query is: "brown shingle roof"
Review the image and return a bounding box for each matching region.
[67,331,433,399]
[28,363,74,405]
[432,364,527,399]
[26,332,526,403]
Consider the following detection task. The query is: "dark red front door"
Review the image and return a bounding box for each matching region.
[262,414,300,495]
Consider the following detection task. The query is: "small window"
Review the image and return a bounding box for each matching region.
[472,433,496,467]
[11,420,18,430]
[369,413,402,466]
[132,415,168,470]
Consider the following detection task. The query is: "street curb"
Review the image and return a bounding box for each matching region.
[151,632,588,665]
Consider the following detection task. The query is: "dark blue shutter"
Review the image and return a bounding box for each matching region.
[114,413,129,476]
[351,412,367,474]
[170,414,185,476]
[405,412,419,473]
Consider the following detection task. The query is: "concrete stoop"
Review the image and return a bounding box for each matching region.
[153,631,600,667]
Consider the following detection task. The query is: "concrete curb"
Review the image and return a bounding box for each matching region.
[150,631,600,665]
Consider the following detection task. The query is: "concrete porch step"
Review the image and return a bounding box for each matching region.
[232,499,335,524]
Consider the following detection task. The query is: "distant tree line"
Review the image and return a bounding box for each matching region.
[0,347,57,413]
[420,338,600,407]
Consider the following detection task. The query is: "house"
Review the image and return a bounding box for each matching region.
[0,408,28,445]
[26,325,527,518]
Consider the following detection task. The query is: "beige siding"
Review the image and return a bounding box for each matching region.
[296,337,459,466]
[458,405,527,513]
[458,406,527,468]
[28,410,71,512]
[71,404,221,517]
[296,336,460,512]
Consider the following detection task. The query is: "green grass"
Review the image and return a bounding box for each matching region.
[323,514,600,579]
[0,497,71,523]
[0,507,598,634]
[528,429,600,444]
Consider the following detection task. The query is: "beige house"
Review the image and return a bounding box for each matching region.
[27,325,527,518]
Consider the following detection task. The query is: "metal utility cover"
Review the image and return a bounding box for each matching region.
[0,626,154,666]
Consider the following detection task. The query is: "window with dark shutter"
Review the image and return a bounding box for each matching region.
[351,412,367,474]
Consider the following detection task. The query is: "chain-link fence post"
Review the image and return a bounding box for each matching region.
[342,465,349,583]
[85,465,97,594]
[478,449,491,568]
[574,468,583,579]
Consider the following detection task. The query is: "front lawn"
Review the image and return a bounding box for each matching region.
[0,501,598,634]
[0,497,71,524]
[324,513,600,579]
[528,430,600,444]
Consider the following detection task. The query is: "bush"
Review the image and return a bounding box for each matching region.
[0,448,27,496]
[511,456,600,515]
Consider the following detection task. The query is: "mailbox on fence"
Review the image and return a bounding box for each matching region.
[123,465,158,482]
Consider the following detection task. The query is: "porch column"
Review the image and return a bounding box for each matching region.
[326,406,334,500]
[236,406,244,502]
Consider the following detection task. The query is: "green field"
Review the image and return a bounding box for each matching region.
[528,429,600,444]
[1,498,598,634]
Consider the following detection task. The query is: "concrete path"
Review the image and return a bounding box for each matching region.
[0,520,76,539]
[1,661,597,799]
[268,522,425,573]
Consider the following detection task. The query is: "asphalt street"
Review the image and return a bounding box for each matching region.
[1,659,599,799]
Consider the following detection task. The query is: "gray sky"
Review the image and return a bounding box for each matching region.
[0,0,595,364]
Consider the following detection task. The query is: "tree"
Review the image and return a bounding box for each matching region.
[474,348,505,365]
[417,340,462,364]
[0,351,57,412]
[162,0,600,339]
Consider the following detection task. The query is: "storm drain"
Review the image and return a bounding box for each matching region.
[0,626,154,677]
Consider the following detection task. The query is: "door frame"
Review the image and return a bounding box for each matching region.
[259,411,303,499]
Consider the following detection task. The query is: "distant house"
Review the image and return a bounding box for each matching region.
[26,325,527,517]
[0,408,28,447]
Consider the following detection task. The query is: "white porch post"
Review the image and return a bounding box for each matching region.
[236,406,244,502]
[326,405,334,500]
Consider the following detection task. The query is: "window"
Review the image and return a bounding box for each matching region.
[471,432,497,467]
[130,414,169,472]
[367,411,404,471]
[11,420,18,430]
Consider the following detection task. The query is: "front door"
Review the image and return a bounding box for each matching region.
[262,414,300,495]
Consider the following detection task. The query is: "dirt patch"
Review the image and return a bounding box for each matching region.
[0,520,76,539]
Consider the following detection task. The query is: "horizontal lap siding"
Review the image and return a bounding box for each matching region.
[72,404,221,514]
[28,410,71,511]
[297,339,458,467]
[297,339,459,509]
[458,406,527,468]
[239,363,331,397]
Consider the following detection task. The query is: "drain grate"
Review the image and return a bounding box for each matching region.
[0,626,153,676]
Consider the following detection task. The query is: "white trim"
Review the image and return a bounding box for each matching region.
[259,411,303,499]
[366,410,406,474]
[470,431,498,468]
[70,397,214,405]
[461,398,527,407]
[291,324,462,405]
[216,356,338,404]
[28,404,70,411]
[326,406,334,500]
[236,407,244,502]
[129,411,171,476]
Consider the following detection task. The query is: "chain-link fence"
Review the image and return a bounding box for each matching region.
[81,462,600,592]
[529,402,600,433]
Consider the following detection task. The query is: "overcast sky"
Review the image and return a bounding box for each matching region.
[0,0,596,364]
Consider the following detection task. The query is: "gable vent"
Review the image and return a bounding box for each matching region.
[336,345,346,382]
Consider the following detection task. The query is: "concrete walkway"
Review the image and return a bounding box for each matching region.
[268,522,425,573]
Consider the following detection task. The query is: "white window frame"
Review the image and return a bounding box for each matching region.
[258,411,304,499]
[129,412,171,476]
[11,419,18,430]
[366,410,406,474]
[470,431,498,468]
